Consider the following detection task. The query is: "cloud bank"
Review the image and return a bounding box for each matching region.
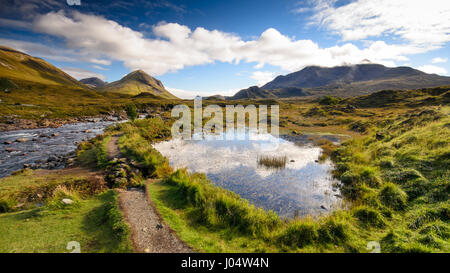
[18,9,444,77]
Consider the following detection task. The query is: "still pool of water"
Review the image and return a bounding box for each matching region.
[153,131,342,218]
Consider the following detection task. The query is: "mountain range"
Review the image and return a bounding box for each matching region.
[223,63,450,100]
[2,45,450,101]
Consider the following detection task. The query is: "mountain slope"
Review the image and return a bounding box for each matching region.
[261,64,450,97]
[230,86,308,100]
[99,70,178,99]
[80,77,106,88]
[0,45,85,88]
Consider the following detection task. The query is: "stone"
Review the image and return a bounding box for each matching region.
[15,137,29,143]
[61,198,74,205]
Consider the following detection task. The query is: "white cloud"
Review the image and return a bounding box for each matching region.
[432,57,448,64]
[250,71,277,86]
[166,87,238,99]
[92,65,109,70]
[417,65,448,75]
[0,38,78,62]
[88,58,111,66]
[310,0,450,47]
[25,10,437,77]
[61,67,106,80]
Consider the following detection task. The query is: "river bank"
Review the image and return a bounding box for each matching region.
[0,114,126,132]
[0,120,119,177]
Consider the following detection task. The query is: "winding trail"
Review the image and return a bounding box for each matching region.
[107,135,191,253]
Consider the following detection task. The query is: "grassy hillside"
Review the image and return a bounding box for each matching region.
[0,76,181,120]
[0,46,84,87]
[0,46,180,121]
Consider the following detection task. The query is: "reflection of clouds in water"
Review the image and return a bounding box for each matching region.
[154,132,341,217]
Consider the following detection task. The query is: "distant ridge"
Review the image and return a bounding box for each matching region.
[223,63,450,99]
[260,63,450,97]
[80,77,106,88]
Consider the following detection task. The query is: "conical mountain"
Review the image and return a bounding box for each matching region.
[100,69,178,99]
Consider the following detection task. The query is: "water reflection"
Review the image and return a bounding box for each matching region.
[153,131,342,218]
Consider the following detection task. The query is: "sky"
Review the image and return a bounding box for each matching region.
[0,0,449,98]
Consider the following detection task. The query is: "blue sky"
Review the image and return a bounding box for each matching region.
[0,0,449,98]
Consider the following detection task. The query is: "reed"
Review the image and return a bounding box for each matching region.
[257,155,287,169]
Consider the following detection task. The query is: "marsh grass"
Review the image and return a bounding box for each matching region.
[0,190,132,253]
[257,155,287,169]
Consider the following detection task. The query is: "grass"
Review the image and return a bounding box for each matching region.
[115,97,449,252]
[0,168,107,212]
[0,78,181,120]
[147,180,278,253]
[257,155,287,169]
[331,105,450,252]
[1,85,448,253]
[0,190,132,253]
[0,149,133,252]
[76,135,111,169]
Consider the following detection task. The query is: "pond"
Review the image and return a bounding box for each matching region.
[153,131,343,218]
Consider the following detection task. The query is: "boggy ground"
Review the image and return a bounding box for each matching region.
[109,87,449,253]
[0,86,448,253]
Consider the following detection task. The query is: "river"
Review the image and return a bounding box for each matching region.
[0,121,116,177]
